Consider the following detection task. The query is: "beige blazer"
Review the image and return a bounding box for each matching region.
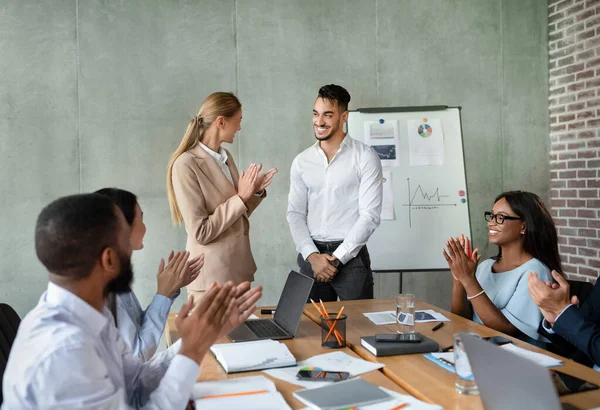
[172,144,264,291]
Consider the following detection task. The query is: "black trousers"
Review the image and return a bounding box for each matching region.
[297,241,374,302]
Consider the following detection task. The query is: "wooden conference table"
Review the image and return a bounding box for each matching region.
[167,299,600,409]
[165,310,408,409]
[304,298,600,410]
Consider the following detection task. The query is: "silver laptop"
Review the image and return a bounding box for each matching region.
[461,332,581,410]
[228,270,314,342]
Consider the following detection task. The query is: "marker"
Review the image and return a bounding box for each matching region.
[261,309,276,315]
[431,322,444,332]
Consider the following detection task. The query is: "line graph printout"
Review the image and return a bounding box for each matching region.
[402,178,457,227]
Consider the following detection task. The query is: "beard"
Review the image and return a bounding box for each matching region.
[104,252,134,295]
[314,122,340,141]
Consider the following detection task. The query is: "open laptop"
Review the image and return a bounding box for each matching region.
[228,270,314,342]
[461,332,585,410]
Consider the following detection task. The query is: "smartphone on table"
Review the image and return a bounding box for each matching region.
[375,333,423,343]
[296,367,350,382]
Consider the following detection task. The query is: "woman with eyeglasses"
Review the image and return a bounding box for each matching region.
[442,191,561,346]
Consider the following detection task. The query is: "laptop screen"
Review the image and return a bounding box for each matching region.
[273,270,314,335]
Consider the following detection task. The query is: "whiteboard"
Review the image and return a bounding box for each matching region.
[348,107,471,271]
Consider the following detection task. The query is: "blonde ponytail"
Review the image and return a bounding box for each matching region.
[167,92,242,225]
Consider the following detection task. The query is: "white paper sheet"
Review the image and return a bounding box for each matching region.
[430,352,455,364]
[362,311,397,325]
[363,310,450,325]
[264,351,384,389]
[364,120,400,167]
[407,118,444,166]
[248,313,259,320]
[500,344,563,368]
[381,171,395,220]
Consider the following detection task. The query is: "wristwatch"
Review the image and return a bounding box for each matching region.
[329,258,340,268]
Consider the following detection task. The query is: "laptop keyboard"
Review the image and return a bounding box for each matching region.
[246,319,288,338]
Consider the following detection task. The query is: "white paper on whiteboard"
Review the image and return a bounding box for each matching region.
[381,171,395,220]
[364,120,400,167]
[407,118,445,166]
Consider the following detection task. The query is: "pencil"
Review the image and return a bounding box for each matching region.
[200,389,269,399]
[324,306,345,344]
[319,299,344,345]
[389,403,407,410]
[310,299,343,343]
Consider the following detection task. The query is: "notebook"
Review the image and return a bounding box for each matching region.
[293,378,392,410]
[210,339,296,373]
[192,375,291,410]
[361,333,439,357]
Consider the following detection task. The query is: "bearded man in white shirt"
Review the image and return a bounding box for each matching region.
[287,84,383,302]
[2,194,261,409]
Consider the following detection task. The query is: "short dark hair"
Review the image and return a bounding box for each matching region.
[35,194,120,280]
[95,188,138,226]
[317,84,351,112]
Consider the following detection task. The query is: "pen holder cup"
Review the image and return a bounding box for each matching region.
[321,314,347,348]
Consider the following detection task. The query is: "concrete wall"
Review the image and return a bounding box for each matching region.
[0,0,548,316]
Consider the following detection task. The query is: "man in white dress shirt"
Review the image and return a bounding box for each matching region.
[1,194,261,409]
[287,84,383,301]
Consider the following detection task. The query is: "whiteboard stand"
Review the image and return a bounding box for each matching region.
[349,106,472,272]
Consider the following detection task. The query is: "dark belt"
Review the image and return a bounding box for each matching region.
[313,240,343,253]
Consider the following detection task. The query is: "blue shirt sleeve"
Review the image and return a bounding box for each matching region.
[500,262,552,342]
[117,292,174,361]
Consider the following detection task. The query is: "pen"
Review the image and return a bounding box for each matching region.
[441,345,453,352]
[200,389,269,399]
[431,322,444,332]
[260,309,276,314]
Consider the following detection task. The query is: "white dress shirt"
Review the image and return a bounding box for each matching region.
[287,135,383,264]
[199,142,233,185]
[116,290,179,362]
[2,283,198,409]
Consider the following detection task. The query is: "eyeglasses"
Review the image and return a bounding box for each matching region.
[484,211,523,225]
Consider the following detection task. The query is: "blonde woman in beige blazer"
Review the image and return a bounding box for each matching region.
[167,92,277,301]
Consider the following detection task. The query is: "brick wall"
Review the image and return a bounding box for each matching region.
[549,0,600,281]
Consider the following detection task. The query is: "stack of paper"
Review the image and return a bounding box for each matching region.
[265,351,384,389]
[192,375,291,410]
[210,339,296,373]
[500,344,563,368]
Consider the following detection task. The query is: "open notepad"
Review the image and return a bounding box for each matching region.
[210,339,296,373]
[192,375,291,410]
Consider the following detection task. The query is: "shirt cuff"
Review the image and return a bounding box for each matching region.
[151,294,175,318]
[166,354,201,393]
[171,289,181,301]
[332,247,351,265]
[300,242,319,261]
[542,318,556,334]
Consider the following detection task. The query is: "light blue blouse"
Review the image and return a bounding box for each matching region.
[116,290,179,361]
[472,258,551,344]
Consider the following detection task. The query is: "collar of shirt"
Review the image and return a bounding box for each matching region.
[313,134,352,152]
[45,282,109,338]
[199,142,228,166]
